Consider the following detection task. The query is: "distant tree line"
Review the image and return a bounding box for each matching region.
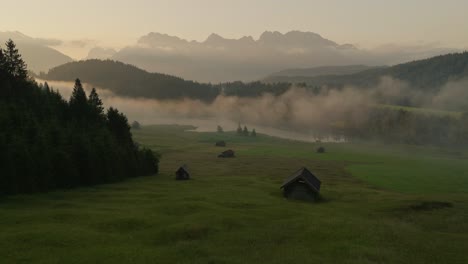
[0,40,159,195]
[237,124,257,137]
[220,81,291,97]
[337,107,468,146]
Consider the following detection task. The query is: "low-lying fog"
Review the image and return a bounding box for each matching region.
[36,79,351,142]
[35,76,467,143]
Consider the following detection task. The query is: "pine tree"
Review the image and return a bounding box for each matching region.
[69,79,88,117]
[251,129,257,137]
[43,82,51,93]
[107,107,133,146]
[237,123,242,135]
[0,47,5,71]
[0,47,6,80]
[4,39,27,79]
[243,126,249,136]
[132,121,141,130]
[88,88,104,120]
[217,125,224,133]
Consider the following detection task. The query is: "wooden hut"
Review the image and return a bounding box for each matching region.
[218,149,235,158]
[175,165,190,180]
[317,146,325,153]
[281,167,321,201]
[215,141,226,147]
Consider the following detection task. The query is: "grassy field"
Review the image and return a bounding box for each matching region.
[1,125,468,263]
[378,104,463,118]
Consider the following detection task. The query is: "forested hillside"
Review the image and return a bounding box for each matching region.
[267,52,468,91]
[264,65,381,81]
[43,59,219,101]
[41,60,292,101]
[0,40,159,195]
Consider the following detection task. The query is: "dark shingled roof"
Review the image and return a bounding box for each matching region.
[280,167,321,192]
[221,149,234,155]
[176,164,190,175]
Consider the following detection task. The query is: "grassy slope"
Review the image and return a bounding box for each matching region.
[1,125,467,263]
[377,104,463,118]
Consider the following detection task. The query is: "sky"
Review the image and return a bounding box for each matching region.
[1,0,467,58]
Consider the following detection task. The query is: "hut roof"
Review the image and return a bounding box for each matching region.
[280,167,321,192]
[176,164,190,175]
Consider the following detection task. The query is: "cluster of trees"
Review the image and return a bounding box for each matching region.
[220,81,291,97]
[0,40,159,195]
[339,107,468,146]
[131,121,141,130]
[237,124,256,137]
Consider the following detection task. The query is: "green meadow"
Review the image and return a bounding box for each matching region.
[1,125,467,263]
[378,104,463,118]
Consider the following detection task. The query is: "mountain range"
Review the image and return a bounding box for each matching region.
[109,31,457,82]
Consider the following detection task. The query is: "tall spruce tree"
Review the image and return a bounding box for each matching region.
[88,88,104,120]
[43,82,50,93]
[243,126,249,136]
[0,48,5,70]
[4,39,27,79]
[0,48,6,79]
[251,129,257,137]
[107,107,133,146]
[237,123,242,135]
[69,78,88,117]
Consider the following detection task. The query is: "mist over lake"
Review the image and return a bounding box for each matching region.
[37,78,347,142]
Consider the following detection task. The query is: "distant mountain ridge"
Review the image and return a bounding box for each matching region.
[111,30,457,83]
[135,30,355,49]
[111,30,366,82]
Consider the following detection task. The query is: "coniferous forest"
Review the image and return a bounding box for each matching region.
[0,40,159,195]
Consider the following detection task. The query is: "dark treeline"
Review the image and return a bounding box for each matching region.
[220,81,291,97]
[0,40,159,195]
[339,107,468,146]
[41,60,219,102]
[265,52,468,98]
[40,60,292,102]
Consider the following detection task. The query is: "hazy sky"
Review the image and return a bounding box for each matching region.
[2,0,467,58]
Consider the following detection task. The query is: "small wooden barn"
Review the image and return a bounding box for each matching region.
[218,149,235,158]
[215,141,226,147]
[175,165,190,180]
[281,167,321,201]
